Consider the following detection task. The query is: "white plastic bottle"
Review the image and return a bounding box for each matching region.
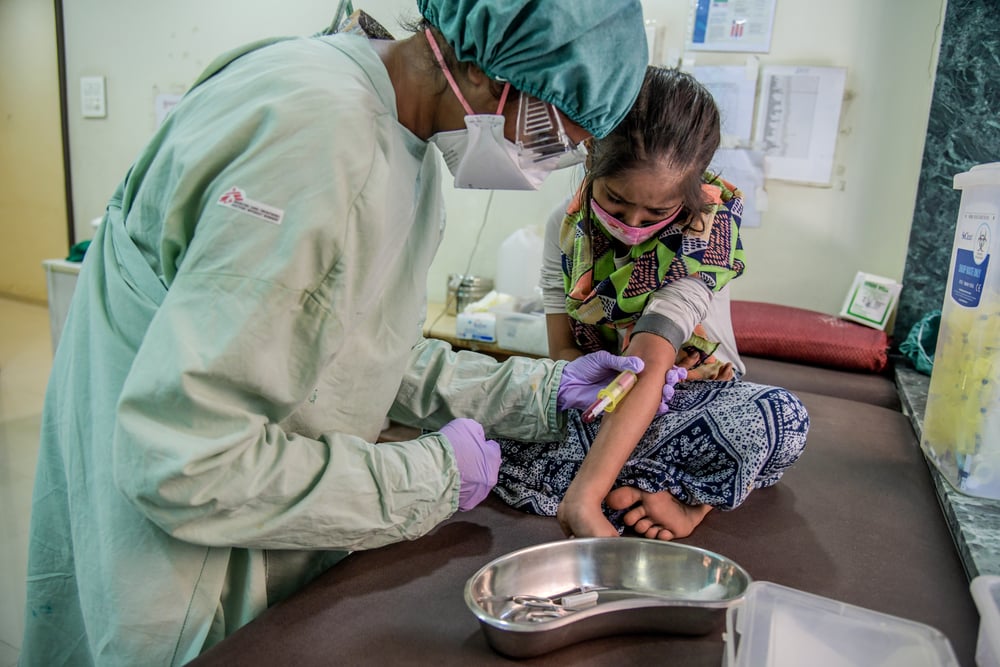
[494,226,544,302]
[921,163,1000,499]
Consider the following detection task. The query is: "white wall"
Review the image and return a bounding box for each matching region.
[62,0,945,315]
[62,0,419,232]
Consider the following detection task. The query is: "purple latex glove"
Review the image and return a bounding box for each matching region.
[439,419,501,511]
[557,351,645,412]
[656,365,688,416]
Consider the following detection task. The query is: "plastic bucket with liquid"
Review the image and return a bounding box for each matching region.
[921,162,1000,499]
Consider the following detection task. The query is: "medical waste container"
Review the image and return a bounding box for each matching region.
[921,162,1000,499]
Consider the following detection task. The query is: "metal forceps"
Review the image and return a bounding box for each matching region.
[510,595,571,621]
[506,587,603,622]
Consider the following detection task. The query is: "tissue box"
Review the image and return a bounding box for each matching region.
[495,311,548,356]
[456,312,496,343]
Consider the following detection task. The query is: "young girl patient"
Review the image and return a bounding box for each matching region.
[493,67,810,540]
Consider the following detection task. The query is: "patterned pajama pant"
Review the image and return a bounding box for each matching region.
[493,380,810,533]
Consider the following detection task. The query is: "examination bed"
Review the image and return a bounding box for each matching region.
[187,346,980,665]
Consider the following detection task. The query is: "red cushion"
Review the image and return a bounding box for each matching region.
[731,300,889,373]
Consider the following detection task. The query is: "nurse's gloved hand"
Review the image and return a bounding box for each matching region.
[439,419,501,511]
[656,365,688,416]
[557,351,645,412]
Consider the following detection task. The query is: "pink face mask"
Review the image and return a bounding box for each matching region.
[590,198,683,245]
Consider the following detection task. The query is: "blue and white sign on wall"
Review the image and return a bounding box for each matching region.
[688,0,777,53]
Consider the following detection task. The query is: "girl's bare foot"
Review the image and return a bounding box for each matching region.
[605,486,712,540]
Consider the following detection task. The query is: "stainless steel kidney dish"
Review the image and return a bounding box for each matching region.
[464,538,751,658]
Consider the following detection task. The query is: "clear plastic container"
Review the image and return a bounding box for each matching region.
[971,575,1000,667]
[921,162,1000,499]
[723,582,959,667]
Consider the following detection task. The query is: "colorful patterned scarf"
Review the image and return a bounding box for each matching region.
[560,172,746,353]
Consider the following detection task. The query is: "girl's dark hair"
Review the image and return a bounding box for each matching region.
[584,67,721,219]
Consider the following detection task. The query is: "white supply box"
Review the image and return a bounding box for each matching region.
[456,312,497,343]
[495,311,548,357]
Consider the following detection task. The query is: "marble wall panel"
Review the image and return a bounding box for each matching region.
[899,0,1000,346]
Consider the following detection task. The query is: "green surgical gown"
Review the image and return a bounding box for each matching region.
[22,34,564,666]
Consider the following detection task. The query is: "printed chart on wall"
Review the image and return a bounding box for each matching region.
[691,65,765,228]
[753,66,847,186]
[687,0,777,53]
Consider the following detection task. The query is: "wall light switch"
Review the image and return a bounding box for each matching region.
[80,76,106,118]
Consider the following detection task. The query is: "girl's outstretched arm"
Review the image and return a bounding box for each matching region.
[556,331,675,537]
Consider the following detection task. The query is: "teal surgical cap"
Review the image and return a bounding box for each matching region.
[417,0,647,139]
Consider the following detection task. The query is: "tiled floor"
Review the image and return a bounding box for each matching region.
[0,298,52,667]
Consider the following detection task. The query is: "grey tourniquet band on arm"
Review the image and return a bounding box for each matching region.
[634,277,712,351]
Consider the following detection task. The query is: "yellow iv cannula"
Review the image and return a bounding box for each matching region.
[582,370,638,423]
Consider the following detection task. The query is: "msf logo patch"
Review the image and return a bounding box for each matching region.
[217,186,284,225]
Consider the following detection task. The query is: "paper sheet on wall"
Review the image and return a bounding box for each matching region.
[709,148,765,228]
[687,0,777,53]
[692,64,758,147]
[753,66,847,185]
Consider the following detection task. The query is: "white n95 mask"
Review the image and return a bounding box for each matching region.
[423,28,561,191]
[430,115,555,190]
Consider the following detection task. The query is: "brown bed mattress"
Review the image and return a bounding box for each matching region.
[189,390,977,666]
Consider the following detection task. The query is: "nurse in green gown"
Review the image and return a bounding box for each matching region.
[21,1,649,665]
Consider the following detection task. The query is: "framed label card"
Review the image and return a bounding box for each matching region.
[839,271,902,331]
